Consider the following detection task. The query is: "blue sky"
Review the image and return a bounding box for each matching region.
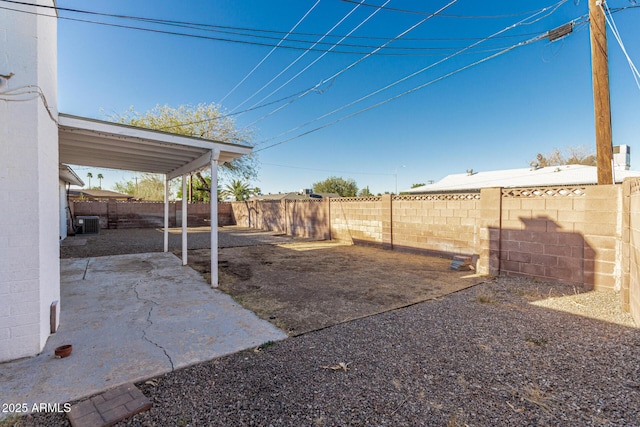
[51,0,640,195]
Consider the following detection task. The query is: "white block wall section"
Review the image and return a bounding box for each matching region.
[0,0,59,362]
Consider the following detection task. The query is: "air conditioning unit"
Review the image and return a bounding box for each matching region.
[76,216,100,235]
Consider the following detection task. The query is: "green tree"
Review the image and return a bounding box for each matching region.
[108,103,258,182]
[532,145,596,167]
[97,173,104,189]
[358,186,373,197]
[86,172,93,188]
[176,174,224,202]
[222,179,254,201]
[114,173,165,200]
[411,183,426,188]
[313,176,358,197]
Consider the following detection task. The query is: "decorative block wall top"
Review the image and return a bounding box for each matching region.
[630,179,640,195]
[502,186,587,198]
[330,197,382,202]
[395,193,480,201]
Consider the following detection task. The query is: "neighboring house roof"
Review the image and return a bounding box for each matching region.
[406,165,640,193]
[249,192,339,201]
[59,164,84,186]
[69,189,134,200]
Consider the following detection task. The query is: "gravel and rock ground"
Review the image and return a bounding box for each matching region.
[10,228,639,426]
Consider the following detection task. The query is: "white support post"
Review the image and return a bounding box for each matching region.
[164,175,169,252]
[182,174,188,266]
[210,150,220,287]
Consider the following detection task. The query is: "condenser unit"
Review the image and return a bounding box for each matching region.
[76,216,100,235]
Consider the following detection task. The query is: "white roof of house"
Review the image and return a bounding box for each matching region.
[406,164,640,193]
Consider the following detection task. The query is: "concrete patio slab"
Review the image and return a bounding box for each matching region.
[0,252,287,415]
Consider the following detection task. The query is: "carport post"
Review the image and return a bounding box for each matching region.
[182,174,188,265]
[211,149,220,287]
[164,174,169,252]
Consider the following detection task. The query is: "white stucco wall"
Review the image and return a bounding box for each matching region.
[0,0,60,362]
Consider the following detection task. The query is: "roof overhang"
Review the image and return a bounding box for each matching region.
[58,164,84,186]
[58,114,252,180]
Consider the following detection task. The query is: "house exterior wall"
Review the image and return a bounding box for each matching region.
[0,0,59,362]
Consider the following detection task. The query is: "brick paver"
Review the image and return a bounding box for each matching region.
[67,383,151,427]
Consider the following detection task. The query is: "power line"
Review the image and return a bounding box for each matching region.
[254,3,570,153]
[246,0,461,128]
[3,0,590,56]
[237,0,391,117]
[219,0,321,105]
[229,0,374,113]
[338,0,550,18]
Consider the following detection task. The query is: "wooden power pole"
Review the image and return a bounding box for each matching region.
[589,0,613,185]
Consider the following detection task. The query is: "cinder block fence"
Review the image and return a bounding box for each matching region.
[71,178,640,324]
[229,181,640,324]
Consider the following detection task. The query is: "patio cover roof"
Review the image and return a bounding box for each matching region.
[57,113,252,286]
[58,113,252,179]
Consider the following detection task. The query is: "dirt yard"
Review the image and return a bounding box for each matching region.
[182,241,485,335]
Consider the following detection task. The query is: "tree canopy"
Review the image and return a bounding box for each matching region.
[114,173,164,201]
[221,180,256,201]
[358,186,374,197]
[109,103,259,182]
[313,176,358,197]
[532,146,597,167]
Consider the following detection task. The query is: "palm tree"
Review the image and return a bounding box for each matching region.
[97,173,104,189]
[222,180,253,201]
[86,172,93,188]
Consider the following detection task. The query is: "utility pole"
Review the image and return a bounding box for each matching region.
[589,0,613,184]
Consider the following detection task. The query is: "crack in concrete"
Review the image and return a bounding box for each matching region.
[132,280,175,372]
[82,259,91,280]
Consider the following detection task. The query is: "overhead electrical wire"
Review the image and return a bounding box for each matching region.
[2,0,637,55]
[0,0,560,44]
[254,34,545,154]
[0,0,584,56]
[218,0,321,105]
[601,1,640,90]
[258,4,576,145]
[234,0,391,116]
[229,0,374,113]
[245,0,461,128]
[3,0,638,139]
[253,1,569,153]
[338,0,549,18]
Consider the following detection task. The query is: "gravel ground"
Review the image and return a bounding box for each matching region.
[12,276,640,427]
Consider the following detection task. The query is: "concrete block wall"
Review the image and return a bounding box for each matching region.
[287,199,330,239]
[229,200,329,239]
[627,179,640,324]
[329,197,384,246]
[258,201,286,233]
[392,194,480,256]
[71,201,229,230]
[497,185,621,289]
